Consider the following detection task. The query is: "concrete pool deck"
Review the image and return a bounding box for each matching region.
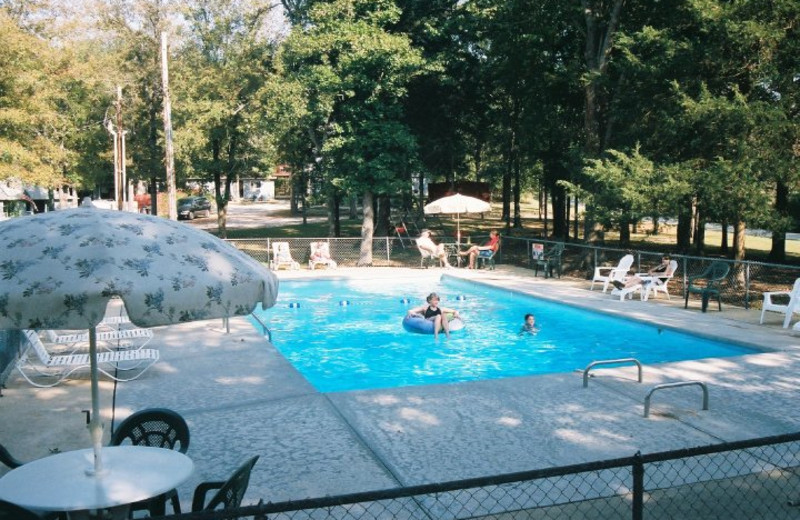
[2,266,799,511]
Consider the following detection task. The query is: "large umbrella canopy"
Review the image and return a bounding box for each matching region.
[423,194,491,243]
[0,206,279,474]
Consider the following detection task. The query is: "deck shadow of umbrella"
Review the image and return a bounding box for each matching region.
[0,206,279,475]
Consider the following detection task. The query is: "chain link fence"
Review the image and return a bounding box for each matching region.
[226,236,800,311]
[149,432,800,520]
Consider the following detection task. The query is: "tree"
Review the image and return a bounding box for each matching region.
[175,0,283,237]
[275,0,425,263]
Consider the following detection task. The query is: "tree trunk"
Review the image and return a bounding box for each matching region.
[720,219,729,254]
[376,194,391,237]
[327,188,337,238]
[552,184,567,239]
[619,218,630,247]
[768,181,788,263]
[358,190,374,266]
[733,219,746,261]
[581,0,624,245]
[676,196,692,252]
[513,153,522,228]
[349,195,357,220]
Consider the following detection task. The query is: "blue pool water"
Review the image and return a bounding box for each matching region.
[250,275,756,392]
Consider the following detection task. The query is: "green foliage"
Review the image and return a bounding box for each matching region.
[274,0,425,199]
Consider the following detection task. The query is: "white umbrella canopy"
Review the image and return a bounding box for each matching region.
[423,193,491,243]
[0,206,279,474]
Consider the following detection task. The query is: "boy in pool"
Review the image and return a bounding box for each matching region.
[519,313,539,335]
[407,292,460,339]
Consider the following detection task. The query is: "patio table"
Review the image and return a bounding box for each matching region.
[0,445,193,519]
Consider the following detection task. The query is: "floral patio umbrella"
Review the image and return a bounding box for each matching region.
[423,193,491,245]
[0,206,279,474]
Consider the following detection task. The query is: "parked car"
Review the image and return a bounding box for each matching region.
[177,196,212,220]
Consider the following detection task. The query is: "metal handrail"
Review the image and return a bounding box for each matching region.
[644,381,709,418]
[249,312,272,342]
[582,358,643,388]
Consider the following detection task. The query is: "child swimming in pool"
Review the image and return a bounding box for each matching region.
[407,292,460,339]
[519,313,539,335]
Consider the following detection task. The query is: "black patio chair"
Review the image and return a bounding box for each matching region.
[0,443,24,469]
[191,456,260,512]
[110,408,190,516]
[533,243,565,278]
[0,500,41,520]
[684,260,730,312]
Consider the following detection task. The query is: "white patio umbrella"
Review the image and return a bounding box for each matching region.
[0,206,279,475]
[423,193,491,244]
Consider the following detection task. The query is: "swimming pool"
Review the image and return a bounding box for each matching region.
[250,275,756,392]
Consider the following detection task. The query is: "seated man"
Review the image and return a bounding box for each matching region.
[416,230,452,268]
[459,230,500,269]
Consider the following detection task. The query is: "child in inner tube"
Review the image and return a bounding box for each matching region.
[407,292,460,340]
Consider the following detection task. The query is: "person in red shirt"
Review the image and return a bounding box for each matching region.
[459,230,500,269]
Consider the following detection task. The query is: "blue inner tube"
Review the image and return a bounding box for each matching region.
[402,314,465,335]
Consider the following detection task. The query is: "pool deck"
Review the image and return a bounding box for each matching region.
[2,266,800,511]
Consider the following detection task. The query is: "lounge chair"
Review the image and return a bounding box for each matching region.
[308,241,338,270]
[684,261,730,312]
[591,254,634,292]
[476,240,500,270]
[759,277,800,328]
[639,260,679,301]
[271,242,300,270]
[416,236,449,268]
[17,330,159,388]
[43,327,153,351]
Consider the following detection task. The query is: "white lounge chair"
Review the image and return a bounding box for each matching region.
[308,241,337,270]
[416,238,448,268]
[760,278,800,328]
[17,330,159,388]
[639,260,679,301]
[44,327,154,351]
[271,242,300,270]
[591,254,634,293]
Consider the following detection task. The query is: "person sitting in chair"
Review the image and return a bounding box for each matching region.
[459,230,500,269]
[612,254,673,290]
[417,230,453,268]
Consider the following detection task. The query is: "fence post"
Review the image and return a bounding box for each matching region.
[632,451,644,520]
[386,237,390,262]
[744,263,750,310]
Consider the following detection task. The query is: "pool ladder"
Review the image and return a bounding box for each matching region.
[582,358,643,388]
[581,359,709,418]
[249,312,273,342]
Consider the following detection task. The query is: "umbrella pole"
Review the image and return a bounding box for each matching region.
[88,327,105,475]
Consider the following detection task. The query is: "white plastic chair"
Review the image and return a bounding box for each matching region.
[639,260,679,301]
[591,254,634,293]
[759,278,800,328]
[308,242,337,270]
[17,330,159,387]
[271,242,299,270]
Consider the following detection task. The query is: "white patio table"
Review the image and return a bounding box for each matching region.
[0,445,193,519]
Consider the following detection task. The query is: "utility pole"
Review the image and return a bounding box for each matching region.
[106,86,128,211]
[161,31,177,220]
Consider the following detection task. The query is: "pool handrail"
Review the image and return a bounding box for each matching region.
[643,381,709,418]
[249,312,272,342]
[582,358,643,388]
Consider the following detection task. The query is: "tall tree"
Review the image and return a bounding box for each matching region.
[275,0,425,262]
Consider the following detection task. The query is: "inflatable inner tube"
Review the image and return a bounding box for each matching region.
[402,313,465,335]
